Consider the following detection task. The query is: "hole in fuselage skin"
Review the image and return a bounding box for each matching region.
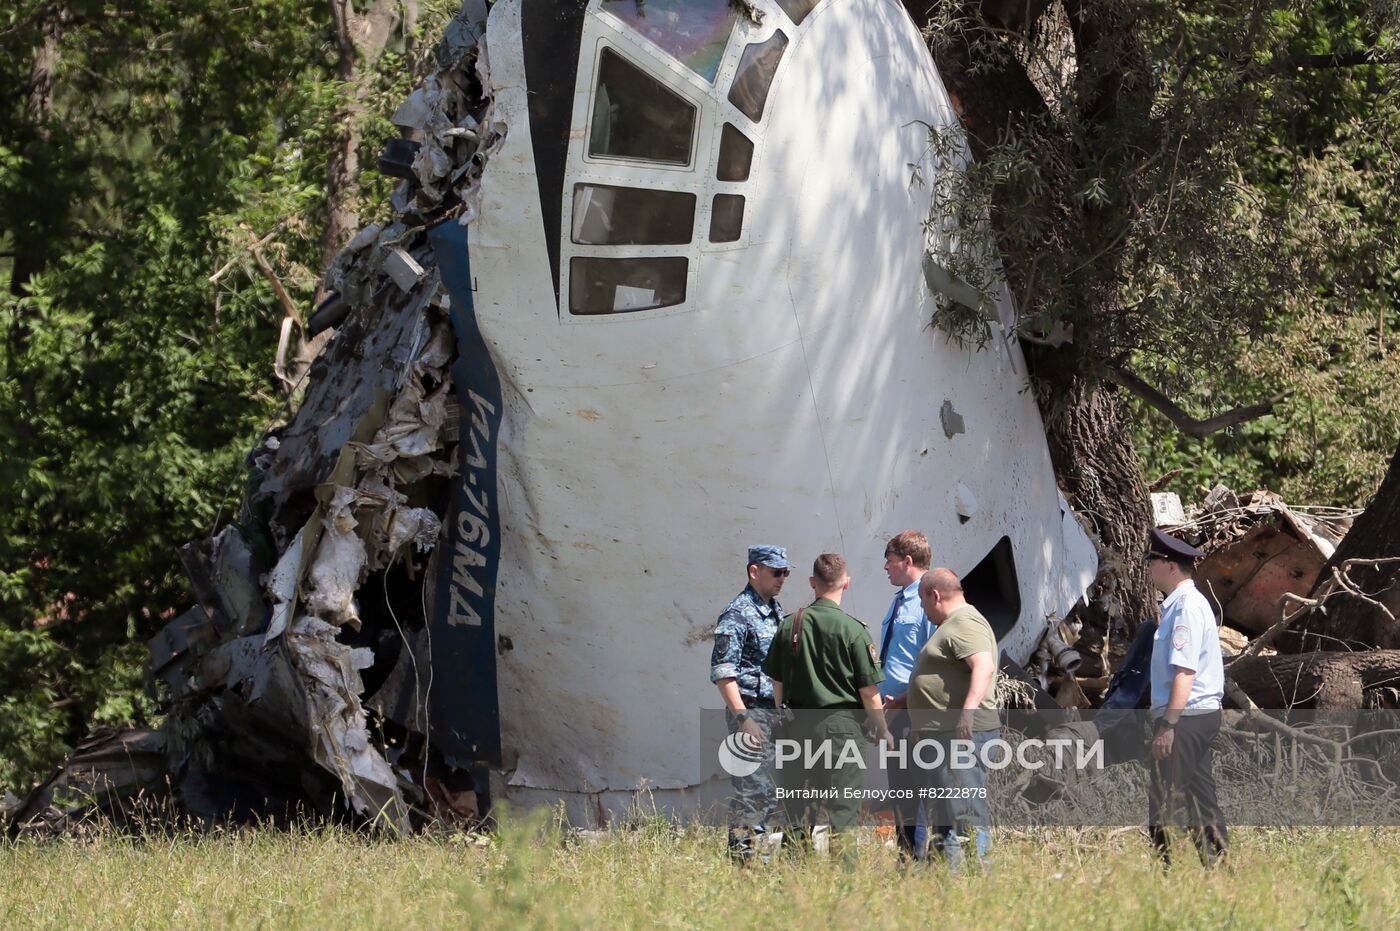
[962,536,1022,642]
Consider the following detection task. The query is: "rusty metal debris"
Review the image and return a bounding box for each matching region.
[1163,486,1360,636]
[1040,485,1364,710]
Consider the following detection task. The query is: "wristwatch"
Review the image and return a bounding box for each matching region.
[735,711,751,724]
[1155,718,1177,733]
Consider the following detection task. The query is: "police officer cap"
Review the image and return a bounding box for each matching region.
[747,544,794,570]
[1148,527,1205,561]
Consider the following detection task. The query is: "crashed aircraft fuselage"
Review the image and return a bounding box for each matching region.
[146,0,1098,830]
[443,0,1098,816]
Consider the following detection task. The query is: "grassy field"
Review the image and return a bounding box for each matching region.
[2,815,1397,929]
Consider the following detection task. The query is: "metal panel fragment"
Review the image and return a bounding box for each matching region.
[123,1,508,831]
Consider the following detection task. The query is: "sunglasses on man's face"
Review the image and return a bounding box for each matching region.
[767,567,791,577]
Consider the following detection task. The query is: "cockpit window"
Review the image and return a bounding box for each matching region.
[727,31,788,122]
[709,194,744,243]
[589,49,697,165]
[569,256,689,315]
[571,184,697,245]
[599,0,738,83]
[776,0,820,25]
[716,123,754,181]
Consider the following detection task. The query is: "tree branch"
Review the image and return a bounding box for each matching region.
[1104,364,1284,438]
[245,231,302,327]
[1264,49,1400,74]
[326,0,350,74]
[209,225,284,284]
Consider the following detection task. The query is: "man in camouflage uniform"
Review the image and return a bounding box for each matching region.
[711,544,792,862]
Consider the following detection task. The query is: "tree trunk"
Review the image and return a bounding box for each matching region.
[1229,649,1400,709]
[917,0,1157,637]
[297,0,411,393]
[319,0,411,280]
[1032,365,1155,635]
[11,3,64,296]
[1292,441,1400,651]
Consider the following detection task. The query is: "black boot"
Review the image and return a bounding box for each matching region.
[1195,825,1228,869]
[897,824,920,861]
[1149,824,1171,868]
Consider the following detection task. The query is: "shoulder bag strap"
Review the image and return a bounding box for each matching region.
[790,606,807,657]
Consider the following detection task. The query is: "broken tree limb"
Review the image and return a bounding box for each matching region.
[1322,559,1400,624]
[273,316,299,395]
[238,225,307,395]
[1229,558,1400,669]
[1226,549,1400,709]
[1148,468,1183,492]
[1228,650,1400,709]
[246,230,303,327]
[209,225,283,284]
[1236,592,1315,660]
[1103,364,1286,438]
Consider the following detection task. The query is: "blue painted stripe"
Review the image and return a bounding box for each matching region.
[427,218,503,769]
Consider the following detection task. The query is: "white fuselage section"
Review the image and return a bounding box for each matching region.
[465,0,1096,815]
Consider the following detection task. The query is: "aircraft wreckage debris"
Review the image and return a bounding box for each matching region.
[22,0,1291,835]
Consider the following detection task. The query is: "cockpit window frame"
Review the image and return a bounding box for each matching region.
[583,44,703,172]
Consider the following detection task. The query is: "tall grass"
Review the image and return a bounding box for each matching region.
[3,816,1398,929]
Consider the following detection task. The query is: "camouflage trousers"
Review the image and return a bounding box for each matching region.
[726,700,779,860]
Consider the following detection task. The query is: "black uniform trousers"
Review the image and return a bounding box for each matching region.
[1148,710,1228,866]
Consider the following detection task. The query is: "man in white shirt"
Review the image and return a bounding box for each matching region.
[1145,528,1228,867]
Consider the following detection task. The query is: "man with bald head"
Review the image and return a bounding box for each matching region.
[907,568,1000,867]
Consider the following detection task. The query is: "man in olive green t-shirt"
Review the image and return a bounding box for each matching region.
[763,554,890,854]
[906,568,999,866]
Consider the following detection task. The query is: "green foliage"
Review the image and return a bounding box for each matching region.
[0,626,64,790]
[0,0,454,792]
[0,0,326,791]
[1129,12,1400,507]
[1132,306,1400,507]
[922,0,1400,506]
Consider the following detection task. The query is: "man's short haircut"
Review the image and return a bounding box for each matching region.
[884,530,931,569]
[920,567,962,596]
[812,553,846,588]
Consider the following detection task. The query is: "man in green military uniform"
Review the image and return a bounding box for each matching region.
[763,553,890,855]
